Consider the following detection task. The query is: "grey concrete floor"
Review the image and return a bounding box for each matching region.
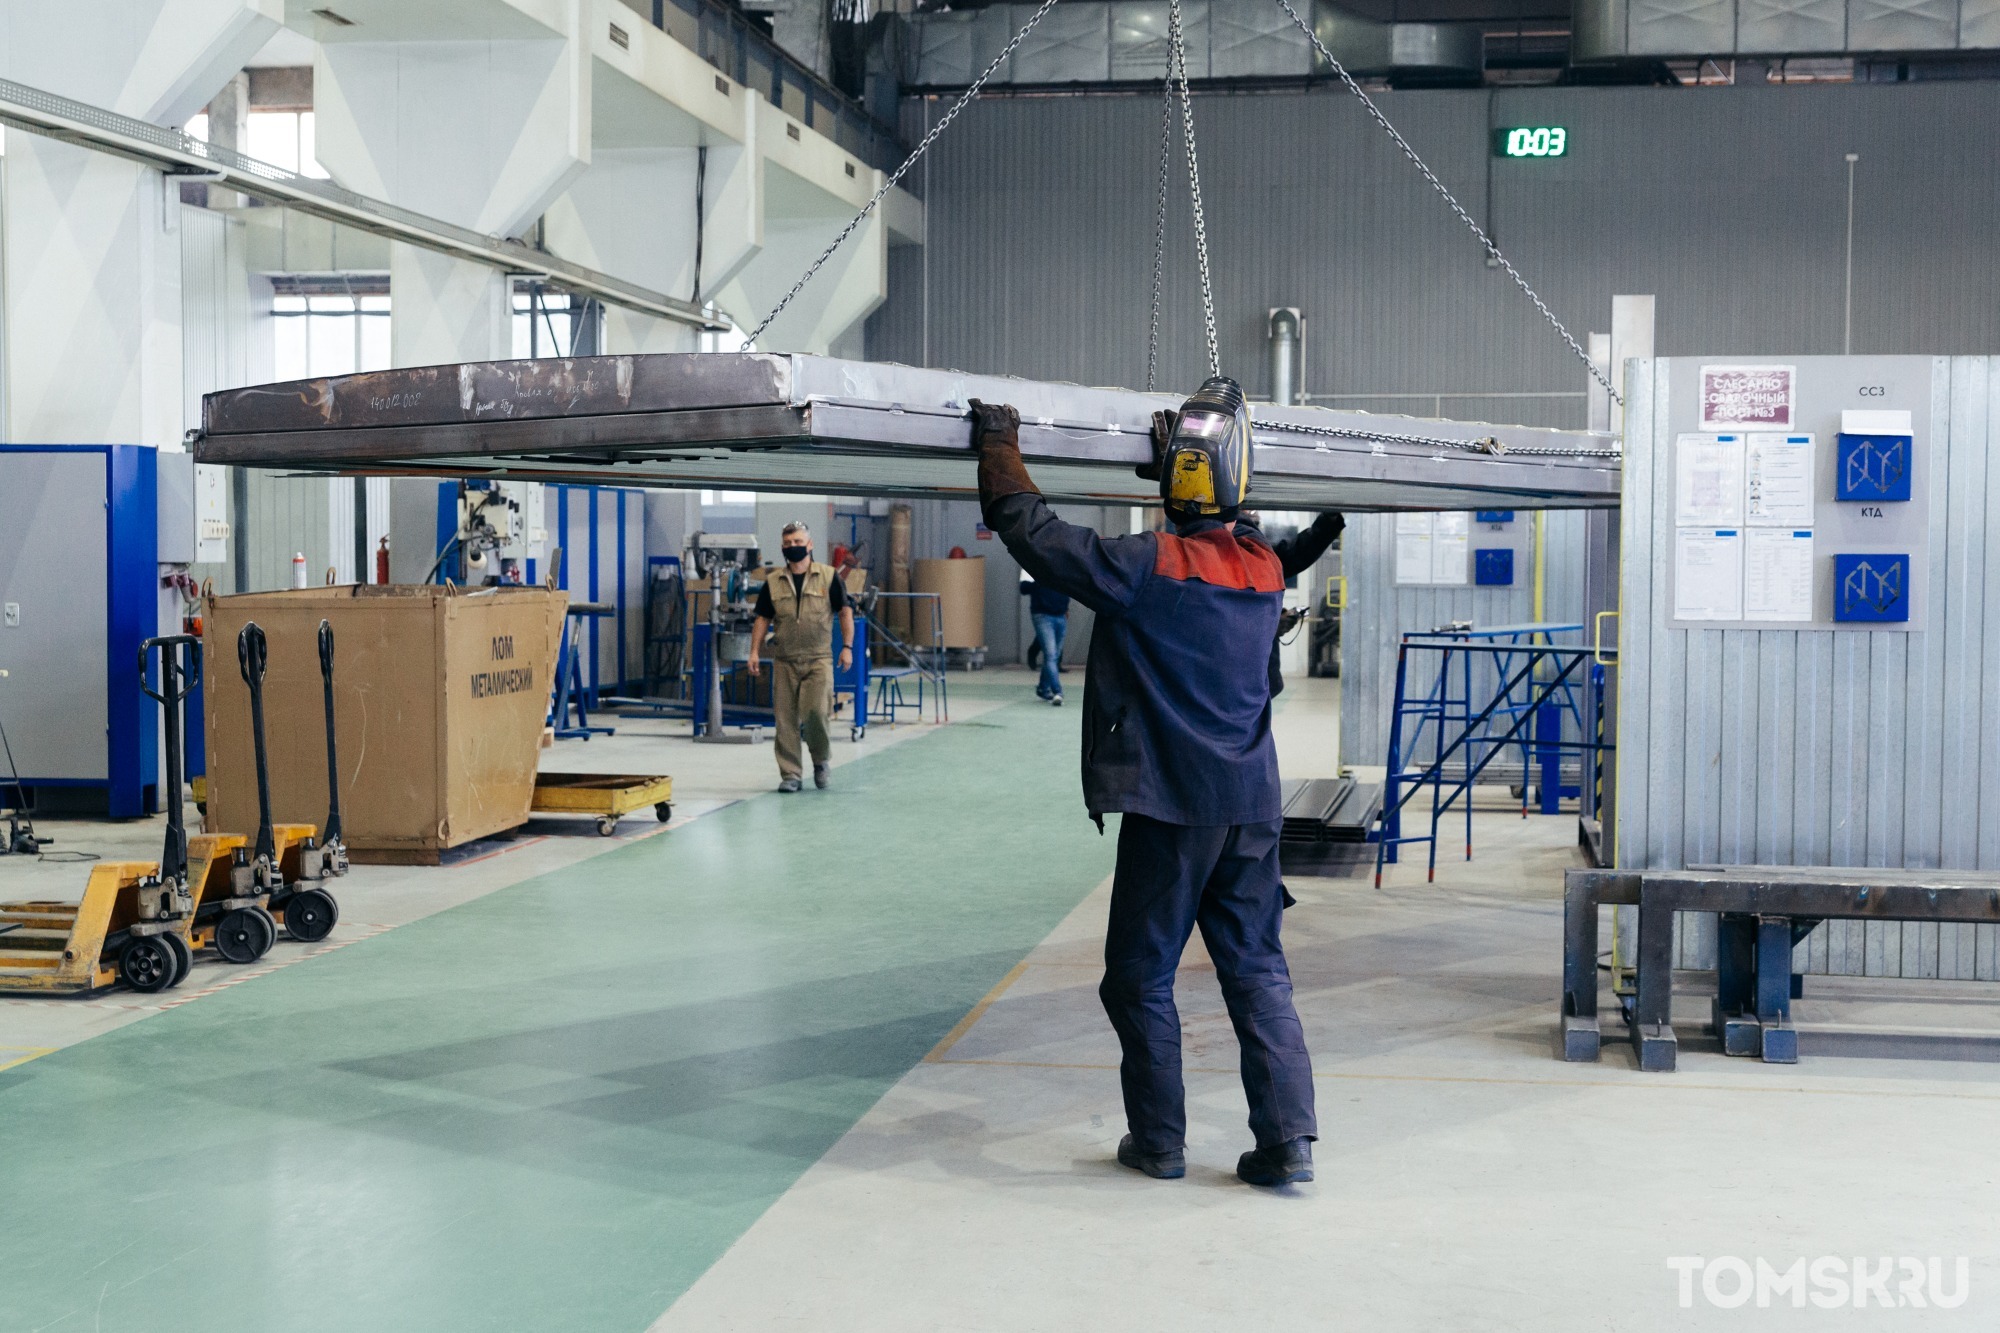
[655,751,2000,1331]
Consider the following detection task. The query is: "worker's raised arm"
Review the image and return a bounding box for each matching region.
[1272,511,1345,580]
[970,399,1151,616]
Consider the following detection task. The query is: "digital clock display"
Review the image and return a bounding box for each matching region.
[1494,126,1568,158]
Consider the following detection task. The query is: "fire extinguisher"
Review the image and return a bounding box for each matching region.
[375,536,390,586]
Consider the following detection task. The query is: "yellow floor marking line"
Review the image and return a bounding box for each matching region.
[0,1046,57,1073]
[924,959,1030,1063]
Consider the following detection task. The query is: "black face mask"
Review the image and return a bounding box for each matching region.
[782,545,810,564]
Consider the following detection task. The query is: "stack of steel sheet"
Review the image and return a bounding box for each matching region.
[195,353,1619,512]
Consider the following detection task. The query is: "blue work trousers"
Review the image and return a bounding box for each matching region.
[1100,813,1317,1153]
[1032,612,1067,698]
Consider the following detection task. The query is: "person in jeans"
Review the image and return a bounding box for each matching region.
[1020,571,1071,705]
[747,522,855,792]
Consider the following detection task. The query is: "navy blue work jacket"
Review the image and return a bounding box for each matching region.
[986,494,1302,828]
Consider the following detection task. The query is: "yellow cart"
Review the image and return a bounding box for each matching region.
[531,773,674,837]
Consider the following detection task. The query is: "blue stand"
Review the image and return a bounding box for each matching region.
[550,615,613,740]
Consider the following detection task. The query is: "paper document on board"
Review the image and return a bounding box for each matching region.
[1743,529,1814,621]
[1395,512,1434,584]
[1674,528,1744,621]
[1745,434,1815,526]
[1431,512,1470,585]
[1675,434,1746,526]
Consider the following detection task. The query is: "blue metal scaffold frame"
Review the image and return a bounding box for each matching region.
[1373,626,1612,886]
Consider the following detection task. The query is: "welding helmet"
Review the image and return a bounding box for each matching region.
[1161,376,1252,523]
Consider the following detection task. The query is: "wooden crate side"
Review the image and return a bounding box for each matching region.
[437,588,566,847]
[203,590,441,852]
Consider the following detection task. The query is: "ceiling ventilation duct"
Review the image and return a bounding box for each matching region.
[1573,0,2000,61]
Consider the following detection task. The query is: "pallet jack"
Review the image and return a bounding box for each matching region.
[0,636,202,994]
[187,620,344,964]
[272,620,344,940]
[194,623,288,964]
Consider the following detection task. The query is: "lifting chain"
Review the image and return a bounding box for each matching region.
[1254,413,1623,458]
[1266,0,1619,406]
[1168,0,1220,381]
[745,0,1067,347]
[1144,0,1221,388]
[1144,64,1173,392]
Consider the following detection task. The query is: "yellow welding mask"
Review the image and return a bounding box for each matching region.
[1161,376,1252,521]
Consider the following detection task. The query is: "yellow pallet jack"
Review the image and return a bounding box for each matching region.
[0,635,204,994]
[187,622,343,963]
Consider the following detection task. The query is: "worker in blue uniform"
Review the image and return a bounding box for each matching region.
[969,379,1343,1187]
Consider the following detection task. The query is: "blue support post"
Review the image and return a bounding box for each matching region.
[433,482,457,583]
[105,446,159,816]
[1536,703,1563,815]
[615,492,629,695]
[587,488,601,705]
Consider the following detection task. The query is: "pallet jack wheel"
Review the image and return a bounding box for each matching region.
[214,907,275,964]
[120,936,178,993]
[251,905,279,956]
[595,816,619,837]
[284,888,338,943]
[654,803,672,823]
[164,933,194,988]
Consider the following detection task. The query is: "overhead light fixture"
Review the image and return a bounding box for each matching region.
[311,7,357,26]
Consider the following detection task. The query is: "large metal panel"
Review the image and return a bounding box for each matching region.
[1009,3,1111,84]
[1621,356,1999,981]
[1848,0,1958,48]
[1628,0,1737,54]
[1111,1,1174,79]
[196,353,1620,513]
[0,452,109,780]
[1208,0,1313,77]
[1737,0,1846,50]
[1964,0,2000,45]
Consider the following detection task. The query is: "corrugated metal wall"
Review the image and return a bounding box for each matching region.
[870,80,2000,398]
[869,77,2000,808]
[1338,509,1588,771]
[1621,355,2000,979]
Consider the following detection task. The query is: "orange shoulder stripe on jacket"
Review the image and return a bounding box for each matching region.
[1153,529,1285,592]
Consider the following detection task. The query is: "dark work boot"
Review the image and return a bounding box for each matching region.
[813,762,831,789]
[1236,1137,1314,1186]
[1116,1134,1186,1180]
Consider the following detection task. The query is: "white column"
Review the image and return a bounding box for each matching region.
[541,34,761,356]
[311,6,592,368]
[0,0,279,445]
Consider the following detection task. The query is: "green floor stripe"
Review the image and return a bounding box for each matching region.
[0,696,1115,1333]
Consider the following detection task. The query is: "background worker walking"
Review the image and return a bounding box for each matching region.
[1019,571,1071,705]
[748,521,855,792]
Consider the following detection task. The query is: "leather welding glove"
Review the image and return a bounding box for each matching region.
[1137,409,1179,482]
[969,398,1039,515]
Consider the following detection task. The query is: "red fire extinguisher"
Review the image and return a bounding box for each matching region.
[376,536,390,586]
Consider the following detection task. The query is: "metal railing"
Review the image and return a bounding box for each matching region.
[642,0,907,177]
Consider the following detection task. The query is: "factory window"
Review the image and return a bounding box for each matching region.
[511,284,607,359]
[184,109,329,178]
[272,292,391,381]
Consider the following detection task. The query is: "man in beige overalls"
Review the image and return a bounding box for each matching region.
[747,521,856,792]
